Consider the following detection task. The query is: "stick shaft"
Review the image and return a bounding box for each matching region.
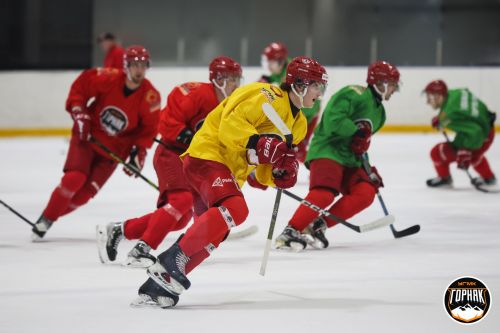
[0,200,35,226]
[259,188,283,276]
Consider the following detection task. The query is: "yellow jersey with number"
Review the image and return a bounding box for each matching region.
[181,82,307,187]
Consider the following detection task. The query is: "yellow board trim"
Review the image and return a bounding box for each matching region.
[0,125,499,137]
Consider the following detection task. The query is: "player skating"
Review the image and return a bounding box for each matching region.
[275,61,400,250]
[96,56,242,267]
[97,32,125,70]
[424,80,496,188]
[31,45,161,240]
[260,42,322,162]
[131,57,328,308]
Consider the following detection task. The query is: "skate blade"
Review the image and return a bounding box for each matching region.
[302,234,326,250]
[274,240,305,252]
[95,225,110,264]
[130,294,174,309]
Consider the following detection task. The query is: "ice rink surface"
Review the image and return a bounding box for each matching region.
[1,134,499,333]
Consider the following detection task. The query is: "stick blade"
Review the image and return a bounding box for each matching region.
[359,214,395,233]
[392,224,421,238]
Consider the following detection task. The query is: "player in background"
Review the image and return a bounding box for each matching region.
[131,57,328,308]
[424,80,496,187]
[259,42,322,163]
[97,32,125,70]
[275,61,400,251]
[31,45,161,240]
[96,56,242,267]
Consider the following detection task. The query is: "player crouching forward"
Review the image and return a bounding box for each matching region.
[131,57,328,308]
[32,46,160,240]
[424,80,496,188]
[275,61,400,251]
[97,56,242,267]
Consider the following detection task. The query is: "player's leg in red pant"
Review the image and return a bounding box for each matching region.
[288,158,341,231]
[61,154,117,216]
[122,145,193,248]
[472,129,495,179]
[42,136,94,222]
[178,155,248,257]
[430,142,456,177]
[326,181,377,228]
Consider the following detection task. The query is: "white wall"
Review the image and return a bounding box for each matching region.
[0,67,499,128]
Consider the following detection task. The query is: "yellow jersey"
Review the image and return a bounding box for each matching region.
[182,82,307,188]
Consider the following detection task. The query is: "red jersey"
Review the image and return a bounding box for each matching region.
[104,45,125,70]
[66,68,161,158]
[158,82,219,152]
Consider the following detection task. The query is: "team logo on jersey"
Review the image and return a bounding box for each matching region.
[260,88,276,103]
[444,276,491,324]
[269,85,283,98]
[100,106,128,136]
[212,177,233,187]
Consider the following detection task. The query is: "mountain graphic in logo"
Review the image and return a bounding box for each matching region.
[450,303,485,323]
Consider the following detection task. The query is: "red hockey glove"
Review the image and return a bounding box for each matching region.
[246,170,268,190]
[350,122,372,155]
[431,115,440,129]
[123,146,147,177]
[456,149,472,170]
[367,166,384,189]
[273,155,299,189]
[71,106,91,142]
[256,136,291,166]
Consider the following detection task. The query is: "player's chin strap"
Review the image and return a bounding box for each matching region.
[291,84,308,109]
[212,79,228,99]
[373,82,389,101]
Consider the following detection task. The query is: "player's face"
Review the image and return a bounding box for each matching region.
[268,60,284,75]
[302,82,324,108]
[426,93,443,110]
[375,81,399,101]
[99,40,113,53]
[223,75,241,97]
[128,61,148,84]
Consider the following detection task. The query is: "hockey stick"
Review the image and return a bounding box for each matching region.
[90,138,160,191]
[92,138,257,240]
[360,153,421,238]
[442,132,499,193]
[281,189,394,233]
[0,199,35,227]
[259,102,293,276]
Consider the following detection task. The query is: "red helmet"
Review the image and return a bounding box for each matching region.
[263,42,288,61]
[424,80,448,96]
[367,61,400,85]
[285,56,328,86]
[124,45,150,67]
[209,56,242,81]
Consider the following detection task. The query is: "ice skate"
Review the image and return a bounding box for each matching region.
[274,226,307,251]
[471,176,497,187]
[130,278,179,309]
[426,176,452,188]
[303,216,329,249]
[31,215,53,241]
[123,240,156,268]
[147,242,191,295]
[96,222,123,263]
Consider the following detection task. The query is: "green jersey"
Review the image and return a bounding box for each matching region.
[306,85,386,168]
[263,60,321,123]
[439,88,493,150]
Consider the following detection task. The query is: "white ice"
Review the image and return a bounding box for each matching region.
[0,134,499,333]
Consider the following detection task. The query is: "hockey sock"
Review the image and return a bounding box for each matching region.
[473,155,495,179]
[288,188,335,231]
[327,182,376,227]
[123,213,153,240]
[179,195,248,257]
[430,142,455,178]
[140,191,193,250]
[43,171,86,221]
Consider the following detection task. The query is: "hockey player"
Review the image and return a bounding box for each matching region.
[275,61,400,251]
[31,45,161,240]
[97,32,125,70]
[259,42,322,163]
[131,57,328,308]
[97,56,243,267]
[424,80,496,187]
